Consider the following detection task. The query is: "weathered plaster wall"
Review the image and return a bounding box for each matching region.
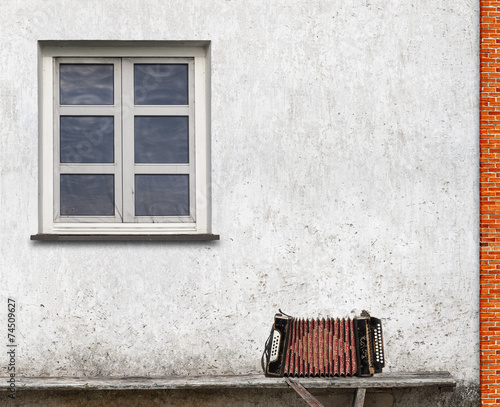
[0,0,478,405]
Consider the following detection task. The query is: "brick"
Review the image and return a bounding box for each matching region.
[481,3,500,404]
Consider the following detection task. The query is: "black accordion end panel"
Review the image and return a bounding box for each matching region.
[265,312,385,377]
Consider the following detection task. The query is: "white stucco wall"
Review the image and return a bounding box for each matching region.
[0,0,478,390]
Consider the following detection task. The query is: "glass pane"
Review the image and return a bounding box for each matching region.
[134,116,188,163]
[60,175,114,216]
[60,117,114,163]
[134,64,188,105]
[135,175,189,216]
[60,64,114,105]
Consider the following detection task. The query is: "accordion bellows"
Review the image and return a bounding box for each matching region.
[265,311,384,377]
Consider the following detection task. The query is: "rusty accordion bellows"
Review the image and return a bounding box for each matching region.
[265,311,384,377]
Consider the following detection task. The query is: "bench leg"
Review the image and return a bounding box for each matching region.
[285,379,367,407]
[285,378,325,407]
[353,388,366,407]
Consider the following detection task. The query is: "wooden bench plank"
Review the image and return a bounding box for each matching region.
[0,372,456,392]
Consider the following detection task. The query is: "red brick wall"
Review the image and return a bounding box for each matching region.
[481,1,500,405]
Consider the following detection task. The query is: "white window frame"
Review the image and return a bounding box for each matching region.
[37,41,212,236]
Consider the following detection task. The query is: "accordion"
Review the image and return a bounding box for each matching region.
[265,310,384,377]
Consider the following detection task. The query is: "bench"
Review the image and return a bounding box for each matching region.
[1,372,455,406]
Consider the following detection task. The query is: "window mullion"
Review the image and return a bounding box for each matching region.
[121,58,135,223]
[113,58,123,222]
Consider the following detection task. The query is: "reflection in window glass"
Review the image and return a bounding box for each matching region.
[60,175,114,216]
[135,175,189,216]
[134,116,188,163]
[60,64,114,105]
[60,117,114,163]
[134,64,188,105]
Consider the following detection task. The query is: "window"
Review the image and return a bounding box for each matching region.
[34,41,215,239]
